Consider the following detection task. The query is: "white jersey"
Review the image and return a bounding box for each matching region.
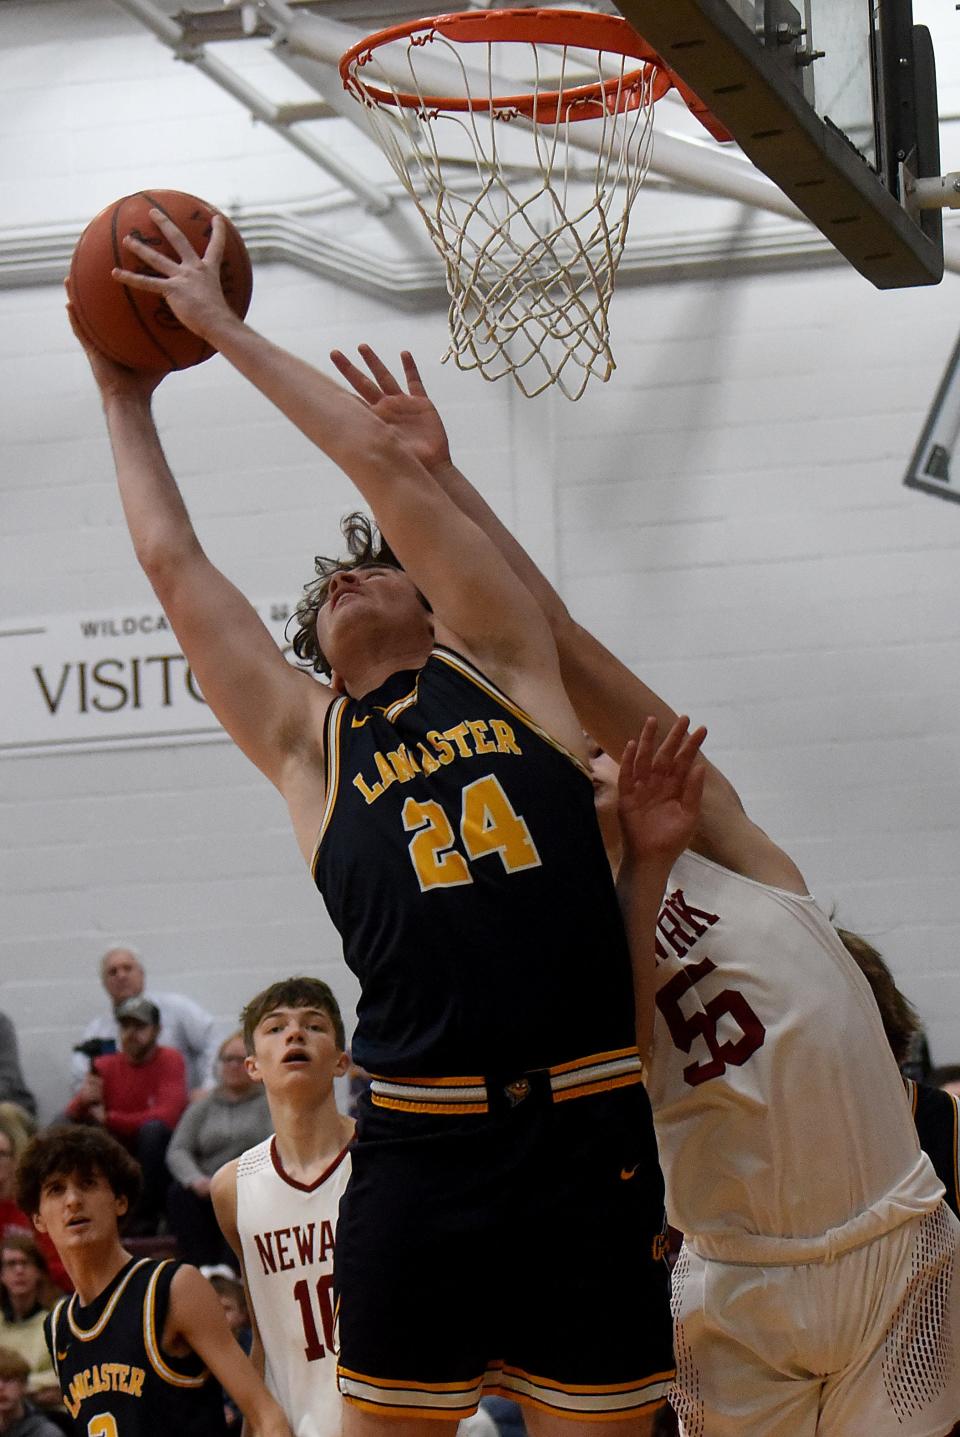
[237,1135,352,1437]
[645,850,943,1264]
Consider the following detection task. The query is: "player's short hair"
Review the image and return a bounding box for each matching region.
[289,511,430,678]
[240,978,346,1055]
[0,1346,30,1384]
[835,928,920,1065]
[15,1125,142,1219]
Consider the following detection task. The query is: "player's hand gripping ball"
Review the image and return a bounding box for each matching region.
[69,189,253,372]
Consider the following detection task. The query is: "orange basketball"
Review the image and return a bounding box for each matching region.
[69,189,253,372]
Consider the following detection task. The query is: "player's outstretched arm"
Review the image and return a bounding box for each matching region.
[617,717,706,1060]
[330,348,807,892]
[168,1264,293,1437]
[68,302,329,793]
[112,218,580,753]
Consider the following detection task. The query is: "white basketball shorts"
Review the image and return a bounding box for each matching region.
[669,1201,960,1437]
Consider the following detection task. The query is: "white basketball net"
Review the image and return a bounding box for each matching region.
[344,28,658,400]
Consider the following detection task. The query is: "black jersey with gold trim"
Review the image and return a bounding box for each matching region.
[907,1078,960,1220]
[311,646,636,1078]
[45,1256,228,1436]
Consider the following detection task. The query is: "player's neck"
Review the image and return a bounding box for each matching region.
[340,640,433,700]
[268,1090,353,1185]
[64,1239,132,1308]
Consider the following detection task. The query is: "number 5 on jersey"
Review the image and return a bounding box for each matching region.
[402,774,541,892]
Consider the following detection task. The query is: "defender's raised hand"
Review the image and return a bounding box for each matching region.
[330,345,452,472]
[618,715,707,867]
[112,209,233,343]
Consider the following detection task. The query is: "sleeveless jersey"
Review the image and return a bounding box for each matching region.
[906,1078,960,1219]
[237,1136,351,1437]
[311,646,636,1078]
[645,850,944,1264]
[45,1257,227,1436]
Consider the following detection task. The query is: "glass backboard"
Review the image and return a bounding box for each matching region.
[612,0,943,287]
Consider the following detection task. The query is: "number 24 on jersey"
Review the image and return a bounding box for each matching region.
[402,774,541,892]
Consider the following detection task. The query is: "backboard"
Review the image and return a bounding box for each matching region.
[611,0,943,288]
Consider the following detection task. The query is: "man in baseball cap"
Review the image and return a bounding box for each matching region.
[67,995,187,1232]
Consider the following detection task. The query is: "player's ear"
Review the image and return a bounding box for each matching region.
[333,1048,351,1079]
[115,1194,129,1220]
[330,670,346,695]
[31,1212,47,1237]
[245,1053,263,1085]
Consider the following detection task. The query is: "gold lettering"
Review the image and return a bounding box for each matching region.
[128,1368,145,1398]
[373,751,399,791]
[467,719,495,754]
[490,719,521,754]
[426,731,455,765]
[387,746,420,783]
[417,743,441,776]
[443,722,472,758]
[352,772,384,805]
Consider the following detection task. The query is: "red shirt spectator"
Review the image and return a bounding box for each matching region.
[67,997,188,1138]
[67,1045,187,1135]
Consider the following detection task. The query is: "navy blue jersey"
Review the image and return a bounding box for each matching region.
[46,1257,228,1436]
[907,1079,960,1219]
[311,646,636,1077]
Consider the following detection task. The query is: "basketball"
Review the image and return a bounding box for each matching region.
[68,189,253,372]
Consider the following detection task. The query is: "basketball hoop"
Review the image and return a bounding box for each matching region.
[341,9,730,400]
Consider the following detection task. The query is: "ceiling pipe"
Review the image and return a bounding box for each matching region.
[110,0,392,215]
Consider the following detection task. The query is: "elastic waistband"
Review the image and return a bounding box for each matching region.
[368,1047,643,1115]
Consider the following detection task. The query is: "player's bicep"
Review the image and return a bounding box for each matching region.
[374,457,558,672]
[151,550,329,785]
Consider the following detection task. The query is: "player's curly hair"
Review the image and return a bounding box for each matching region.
[15,1124,142,1220]
[835,928,920,1065]
[240,976,346,1055]
[289,511,430,679]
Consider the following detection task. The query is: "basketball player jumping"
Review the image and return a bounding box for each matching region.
[211,977,354,1437]
[16,1124,294,1437]
[330,345,960,1437]
[68,212,675,1435]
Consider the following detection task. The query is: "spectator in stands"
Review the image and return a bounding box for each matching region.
[166,1032,272,1266]
[837,928,960,1219]
[0,1239,59,1411]
[0,1125,66,1295]
[0,1018,36,1135]
[66,997,188,1231]
[209,1273,251,1432]
[72,947,218,1098]
[0,1347,63,1437]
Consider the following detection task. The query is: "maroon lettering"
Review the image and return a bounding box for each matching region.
[253,1233,276,1276]
[656,888,720,959]
[275,1228,294,1271]
[293,1224,316,1266]
[317,1220,335,1263]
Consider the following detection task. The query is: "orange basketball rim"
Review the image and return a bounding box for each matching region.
[339,8,731,140]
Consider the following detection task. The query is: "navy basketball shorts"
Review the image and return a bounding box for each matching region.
[335,1077,674,1422]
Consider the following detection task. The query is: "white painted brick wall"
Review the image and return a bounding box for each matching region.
[3,0,960,1118]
